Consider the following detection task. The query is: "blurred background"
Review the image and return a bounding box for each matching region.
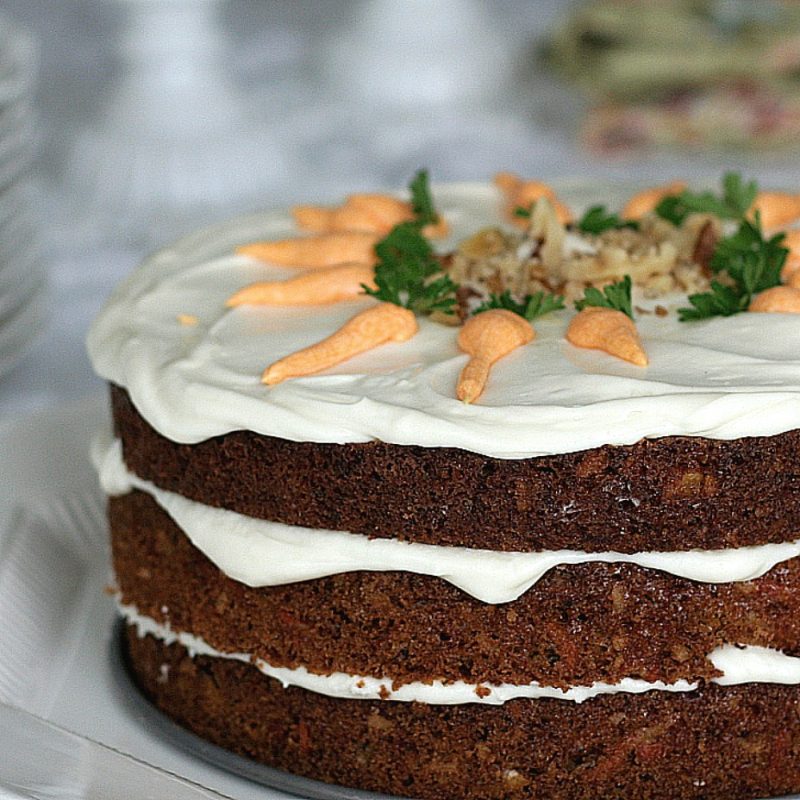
[3,0,800,416]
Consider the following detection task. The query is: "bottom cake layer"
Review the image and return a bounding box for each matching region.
[127,627,800,800]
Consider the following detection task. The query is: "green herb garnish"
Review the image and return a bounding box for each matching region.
[409,169,439,227]
[474,289,565,321]
[575,275,634,319]
[363,170,457,315]
[678,214,787,321]
[710,215,786,292]
[656,172,757,226]
[577,205,639,234]
[677,282,744,321]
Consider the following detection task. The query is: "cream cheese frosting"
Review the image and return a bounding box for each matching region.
[95,433,800,604]
[120,602,800,706]
[86,183,800,459]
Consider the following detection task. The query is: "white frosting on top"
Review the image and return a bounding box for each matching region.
[86,183,800,458]
[120,603,800,705]
[95,433,800,604]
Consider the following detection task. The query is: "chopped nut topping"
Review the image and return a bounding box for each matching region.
[445,201,718,309]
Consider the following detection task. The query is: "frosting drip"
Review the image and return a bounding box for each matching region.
[120,603,800,706]
[86,184,800,459]
[95,433,800,604]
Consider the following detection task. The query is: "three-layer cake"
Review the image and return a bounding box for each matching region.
[89,182,800,800]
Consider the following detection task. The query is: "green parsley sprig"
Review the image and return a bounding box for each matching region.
[656,172,757,226]
[577,205,639,235]
[678,214,787,321]
[517,202,638,235]
[575,275,634,320]
[409,169,439,227]
[363,170,457,315]
[474,289,565,321]
[677,281,743,321]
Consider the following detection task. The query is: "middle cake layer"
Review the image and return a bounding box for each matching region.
[111,489,800,691]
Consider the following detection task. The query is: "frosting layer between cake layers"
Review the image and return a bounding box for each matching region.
[86,184,800,458]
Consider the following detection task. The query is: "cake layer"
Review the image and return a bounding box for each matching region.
[112,385,800,553]
[127,629,800,800]
[111,490,800,689]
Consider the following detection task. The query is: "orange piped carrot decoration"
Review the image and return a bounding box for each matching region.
[237,232,380,269]
[566,307,648,367]
[293,194,449,238]
[494,172,573,227]
[750,192,800,230]
[352,194,449,237]
[749,286,800,313]
[263,302,418,385]
[226,264,376,307]
[779,229,800,286]
[621,181,686,220]
[456,309,534,403]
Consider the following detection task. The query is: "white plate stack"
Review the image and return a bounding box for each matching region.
[0,12,44,380]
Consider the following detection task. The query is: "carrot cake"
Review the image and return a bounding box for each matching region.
[88,173,800,800]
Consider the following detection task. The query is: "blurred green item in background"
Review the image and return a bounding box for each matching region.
[543,0,800,152]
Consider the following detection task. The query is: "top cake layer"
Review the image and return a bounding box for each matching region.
[87,182,800,458]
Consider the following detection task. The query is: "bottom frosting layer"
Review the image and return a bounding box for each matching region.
[127,628,800,800]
